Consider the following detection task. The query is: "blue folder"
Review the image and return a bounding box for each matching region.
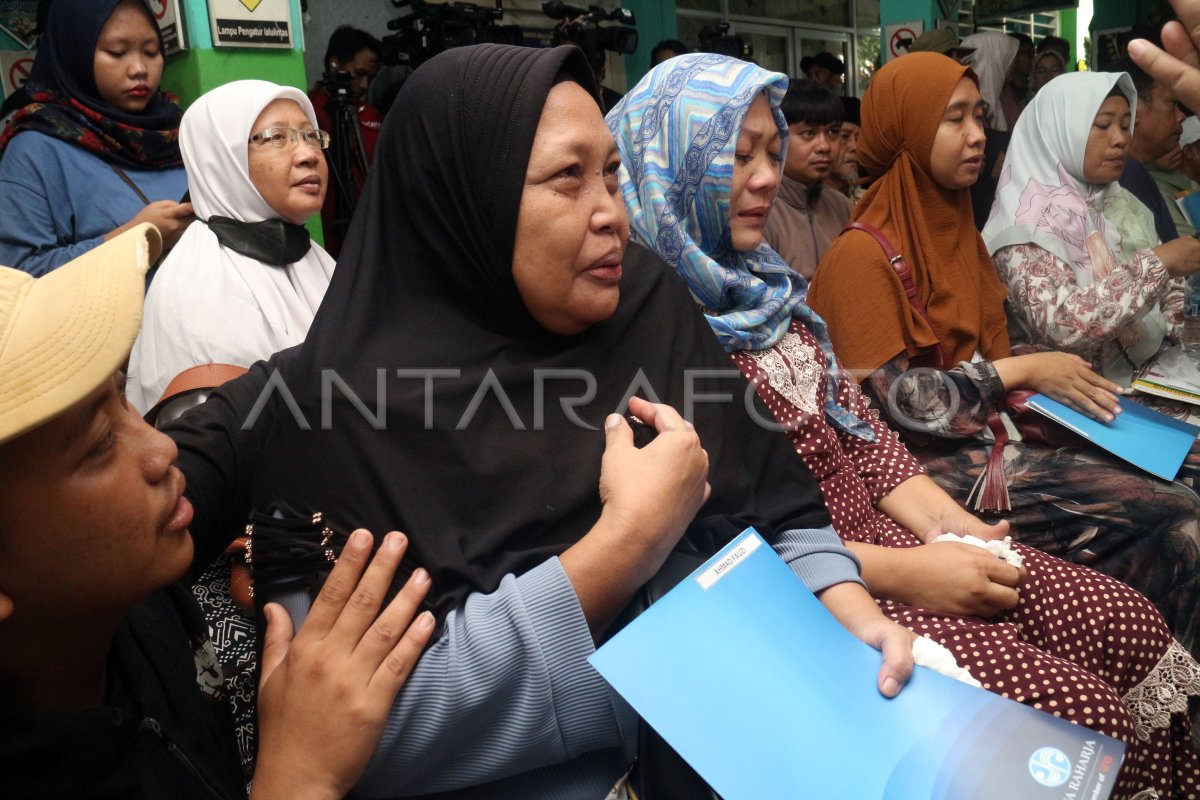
[1023,393,1199,481]
[590,530,1125,800]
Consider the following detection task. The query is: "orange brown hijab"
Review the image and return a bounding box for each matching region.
[807,52,1010,374]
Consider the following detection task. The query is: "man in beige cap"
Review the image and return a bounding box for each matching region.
[0,225,434,798]
[908,27,975,63]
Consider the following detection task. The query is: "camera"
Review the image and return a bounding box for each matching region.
[382,0,523,67]
[322,68,356,100]
[698,22,751,60]
[543,2,638,69]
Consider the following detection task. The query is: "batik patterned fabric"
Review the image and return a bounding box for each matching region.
[607,53,873,440]
[0,82,183,169]
[191,555,257,781]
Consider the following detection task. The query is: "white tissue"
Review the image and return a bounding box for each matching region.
[931,533,1024,568]
[911,636,983,688]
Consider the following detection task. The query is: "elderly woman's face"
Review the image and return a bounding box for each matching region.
[246,99,329,225]
[1030,53,1065,93]
[512,81,629,335]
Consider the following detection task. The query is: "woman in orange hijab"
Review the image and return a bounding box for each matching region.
[809,52,1200,660]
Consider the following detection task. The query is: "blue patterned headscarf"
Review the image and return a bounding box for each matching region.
[607,53,873,440]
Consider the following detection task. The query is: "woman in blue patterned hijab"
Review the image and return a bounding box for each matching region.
[607,52,872,439]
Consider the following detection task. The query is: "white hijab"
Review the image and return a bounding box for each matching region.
[961,31,1018,131]
[128,80,336,412]
[982,71,1163,381]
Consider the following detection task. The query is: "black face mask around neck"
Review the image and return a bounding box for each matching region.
[204,216,312,266]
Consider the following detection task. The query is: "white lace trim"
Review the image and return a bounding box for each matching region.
[1122,640,1200,743]
[1128,790,1160,799]
[746,331,822,417]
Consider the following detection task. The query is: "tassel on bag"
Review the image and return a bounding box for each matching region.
[968,414,1013,512]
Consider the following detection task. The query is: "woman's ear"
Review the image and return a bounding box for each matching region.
[0,591,13,623]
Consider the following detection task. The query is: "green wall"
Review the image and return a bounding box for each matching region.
[621,0,679,86]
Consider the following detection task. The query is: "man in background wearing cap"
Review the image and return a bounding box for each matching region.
[1150,114,1200,238]
[801,51,845,91]
[0,225,435,798]
[907,28,975,63]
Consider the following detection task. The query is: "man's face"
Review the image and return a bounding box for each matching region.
[332,47,380,101]
[784,120,839,185]
[1134,83,1185,161]
[836,121,860,181]
[1011,38,1033,83]
[0,373,193,623]
[806,65,832,86]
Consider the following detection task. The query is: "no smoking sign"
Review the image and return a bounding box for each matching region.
[0,51,35,99]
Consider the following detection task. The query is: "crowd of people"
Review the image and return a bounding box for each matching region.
[4,0,1200,797]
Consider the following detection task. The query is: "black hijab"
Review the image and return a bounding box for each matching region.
[248,44,830,619]
[0,0,182,168]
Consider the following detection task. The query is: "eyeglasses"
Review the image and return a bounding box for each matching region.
[248,127,331,150]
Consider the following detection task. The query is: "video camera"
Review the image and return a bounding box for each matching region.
[322,68,356,101]
[698,22,751,60]
[382,0,523,67]
[543,2,637,70]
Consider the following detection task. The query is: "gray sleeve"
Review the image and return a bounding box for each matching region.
[772,524,865,594]
[273,557,632,797]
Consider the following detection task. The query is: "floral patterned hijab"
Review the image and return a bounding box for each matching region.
[981,71,1158,280]
[607,53,873,439]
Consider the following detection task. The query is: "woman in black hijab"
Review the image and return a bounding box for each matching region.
[0,0,193,275]
[171,44,913,798]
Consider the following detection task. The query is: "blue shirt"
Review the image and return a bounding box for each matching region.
[0,131,187,275]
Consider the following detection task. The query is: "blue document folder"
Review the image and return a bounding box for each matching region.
[590,530,1125,800]
[1023,393,1199,481]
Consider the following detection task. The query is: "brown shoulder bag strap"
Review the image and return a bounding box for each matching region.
[842,221,949,370]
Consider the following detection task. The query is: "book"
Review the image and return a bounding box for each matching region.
[1175,189,1200,231]
[1022,393,1198,481]
[1133,345,1200,405]
[590,529,1125,800]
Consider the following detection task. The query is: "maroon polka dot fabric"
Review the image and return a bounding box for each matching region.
[733,320,1200,797]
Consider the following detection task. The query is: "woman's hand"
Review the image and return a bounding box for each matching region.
[107,200,195,251]
[818,582,915,698]
[250,529,435,800]
[996,351,1122,422]
[889,542,1025,618]
[877,474,1009,544]
[596,396,712,566]
[562,396,711,634]
[919,502,1009,544]
[1153,236,1200,277]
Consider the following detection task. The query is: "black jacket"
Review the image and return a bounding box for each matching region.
[0,584,246,800]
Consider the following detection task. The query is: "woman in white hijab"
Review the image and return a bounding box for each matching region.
[960,30,1018,131]
[959,31,1020,228]
[982,71,1200,387]
[127,80,335,413]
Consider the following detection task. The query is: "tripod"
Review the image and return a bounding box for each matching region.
[323,74,371,250]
